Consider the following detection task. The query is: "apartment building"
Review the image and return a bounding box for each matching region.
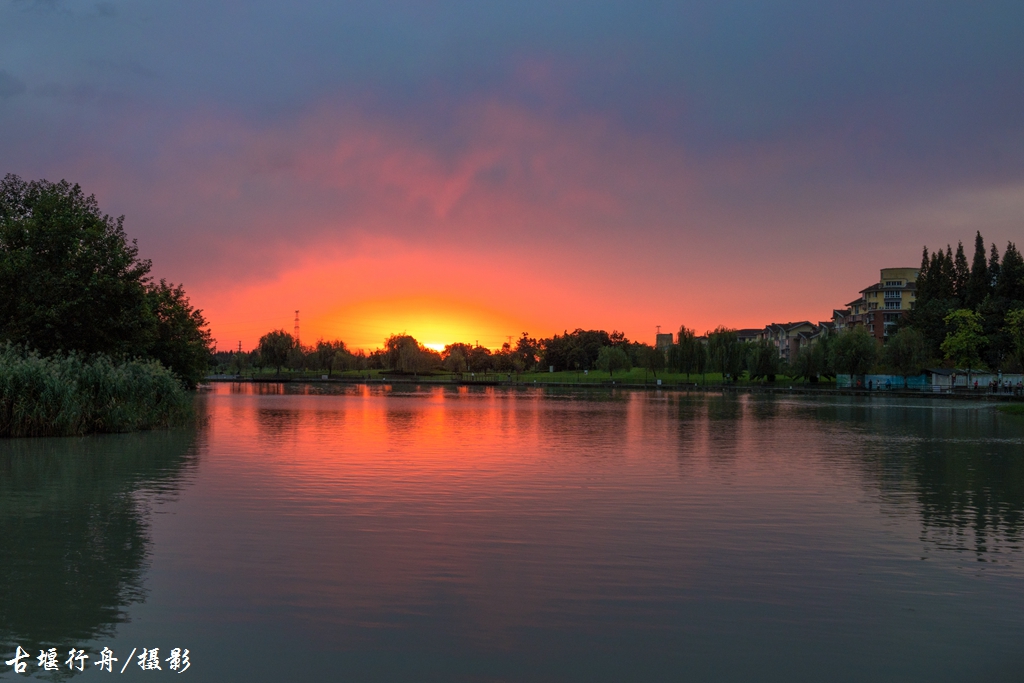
[833,267,918,342]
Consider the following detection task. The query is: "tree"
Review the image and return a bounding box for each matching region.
[596,346,630,376]
[788,345,821,383]
[747,340,780,381]
[258,330,295,374]
[831,327,878,378]
[952,241,970,302]
[707,326,743,382]
[966,231,990,309]
[145,280,214,389]
[940,309,986,370]
[881,327,929,384]
[228,351,251,375]
[0,175,213,389]
[443,344,468,373]
[0,174,154,357]
[314,339,349,378]
[996,242,1024,303]
[675,326,699,379]
[540,329,612,371]
[515,333,538,371]
[635,343,665,379]
[1005,308,1024,371]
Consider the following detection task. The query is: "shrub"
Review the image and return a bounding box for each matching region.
[0,346,192,437]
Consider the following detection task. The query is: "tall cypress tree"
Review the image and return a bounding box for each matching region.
[953,241,970,302]
[938,246,955,300]
[998,243,1024,303]
[915,247,931,304]
[966,231,989,309]
[989,243,1001,288]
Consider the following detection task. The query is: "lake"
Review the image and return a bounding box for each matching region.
[2,384,1023,681]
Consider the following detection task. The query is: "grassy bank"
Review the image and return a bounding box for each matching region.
[997,404,1024,415]
[0,346,193,437]
[221,366,824,387]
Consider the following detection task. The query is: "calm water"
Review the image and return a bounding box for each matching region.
[2,385,1024,681]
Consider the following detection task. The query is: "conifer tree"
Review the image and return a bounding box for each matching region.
[953,241,970,302]
[966,231,989,309]
[997,243,1024,303]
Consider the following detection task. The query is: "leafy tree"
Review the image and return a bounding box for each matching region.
[258,330,295,374]
[145,280,214,388]
[0,175,213,389]
[443,344,468,372]
[596,346,630,376]
[707,326,743,381]
[1005,308,1024,371]
[673,326,707,380]
[831,327,878,377]
[0,174,154,357]
[314,339,349,378]
[788,345,822,383]
[881,327,929,383]
[540,329,612,371]
[567,345,589,372]
[747,340,780,381]
[514,333,539,372]
[228,351,251,375]
[940,309,986,370]
[492,342,515,373]
[634,343,665,378]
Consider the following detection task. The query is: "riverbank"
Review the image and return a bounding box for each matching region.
[203,375,1024,403]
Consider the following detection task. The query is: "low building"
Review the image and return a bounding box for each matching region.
[761,321,825,363]
[735,329,762,344]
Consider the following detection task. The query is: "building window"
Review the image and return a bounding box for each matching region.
[884,280,903,287]
[884,301,902,310]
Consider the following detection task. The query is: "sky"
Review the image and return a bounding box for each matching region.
[2,0,1023,351]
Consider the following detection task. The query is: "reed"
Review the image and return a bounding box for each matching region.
[0,345,193,437]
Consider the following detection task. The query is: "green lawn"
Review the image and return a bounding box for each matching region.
[513,369,822,386]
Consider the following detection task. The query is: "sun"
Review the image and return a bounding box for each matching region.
[311,296,528,352]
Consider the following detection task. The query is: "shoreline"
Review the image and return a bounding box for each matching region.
[203,377,1023,403]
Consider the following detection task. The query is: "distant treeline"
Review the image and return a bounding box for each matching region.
[216,324,890,384]
[223,232,1024,383]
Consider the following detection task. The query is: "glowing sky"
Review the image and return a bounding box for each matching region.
[2,1,1023,350]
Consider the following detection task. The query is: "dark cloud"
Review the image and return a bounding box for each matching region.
[0,0,1022,312]
[0,70,26,99]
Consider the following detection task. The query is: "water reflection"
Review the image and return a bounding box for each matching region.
[791,398,1024,565]
[0,429,199,655]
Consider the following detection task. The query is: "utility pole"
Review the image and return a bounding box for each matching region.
[294,310,300,346]
[238,341,242,353]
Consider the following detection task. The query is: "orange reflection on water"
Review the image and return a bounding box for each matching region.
[179,384,902,654]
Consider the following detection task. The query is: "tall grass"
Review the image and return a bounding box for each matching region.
[0,345,193,437]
